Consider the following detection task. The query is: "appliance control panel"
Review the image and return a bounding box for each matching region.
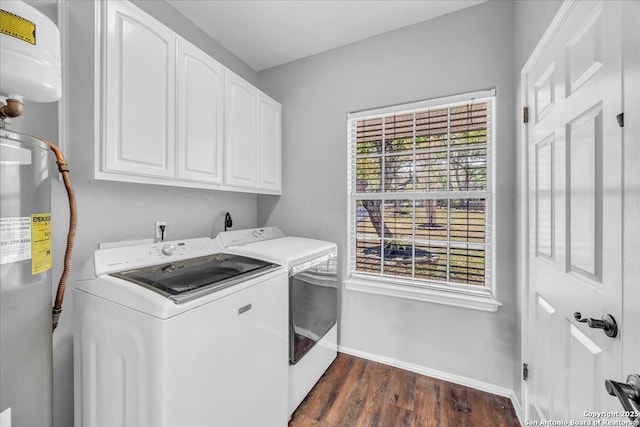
[218,227,286,247]
[93,237,223,276]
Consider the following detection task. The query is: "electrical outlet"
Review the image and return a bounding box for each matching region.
[155,221,166,241]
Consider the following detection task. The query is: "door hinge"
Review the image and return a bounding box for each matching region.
[523,363,529,381]
[523,107,529,124]
[616,113,624,128]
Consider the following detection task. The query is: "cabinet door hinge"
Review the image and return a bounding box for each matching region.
[523,363,529,381]
[523,107,529,124]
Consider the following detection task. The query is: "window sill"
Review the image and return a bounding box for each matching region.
[343,275,502,312]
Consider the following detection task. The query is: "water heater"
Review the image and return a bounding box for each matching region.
[0,1,62,426]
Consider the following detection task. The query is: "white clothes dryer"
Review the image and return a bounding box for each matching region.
[217,227,338,417]
[74,237,289,427]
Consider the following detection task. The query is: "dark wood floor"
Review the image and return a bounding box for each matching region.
[289,353,520,427]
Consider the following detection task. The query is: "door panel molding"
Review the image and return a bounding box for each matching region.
[565,4,603,96]
[535,134,555,261]
[535,63,556,123]
[565,103,602,281]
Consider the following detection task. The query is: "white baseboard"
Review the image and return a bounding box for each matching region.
[338,345,523,424]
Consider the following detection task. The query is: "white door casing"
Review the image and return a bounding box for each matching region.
[522,0,631,422]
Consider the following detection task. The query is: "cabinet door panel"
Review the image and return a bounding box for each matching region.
[103,2,175,178]
[258,92,281,193]
[177,40,224,184]
[224,71,258,188]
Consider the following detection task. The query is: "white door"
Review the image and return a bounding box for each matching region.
[224,71,258,189]
[103,1,176,178]
[176,39,224,184]
[526,0,630,421]
[257,91,282,193]
[621,0,640,394]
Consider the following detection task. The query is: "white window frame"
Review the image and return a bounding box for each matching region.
[345,89,501,312]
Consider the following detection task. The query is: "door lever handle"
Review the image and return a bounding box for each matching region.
[573,312,618,338]
[605,374,640,424]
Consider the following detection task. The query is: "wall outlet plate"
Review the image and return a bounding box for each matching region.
[155,221,166,241]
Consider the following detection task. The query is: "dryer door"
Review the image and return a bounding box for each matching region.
[289,253,337,364]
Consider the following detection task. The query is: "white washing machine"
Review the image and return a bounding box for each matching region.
[217,227,338,416]
[74,237,289,427]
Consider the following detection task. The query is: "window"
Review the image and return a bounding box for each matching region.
[347,90,496,301]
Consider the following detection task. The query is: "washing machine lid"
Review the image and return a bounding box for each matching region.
[111,253,278,304]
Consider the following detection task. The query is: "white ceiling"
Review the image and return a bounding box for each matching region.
[168,0,486,72]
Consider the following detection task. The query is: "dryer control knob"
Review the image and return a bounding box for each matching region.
[162,243,177,256]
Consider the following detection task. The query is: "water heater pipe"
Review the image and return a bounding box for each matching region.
[0,97,24,119]
[44,140,76,331]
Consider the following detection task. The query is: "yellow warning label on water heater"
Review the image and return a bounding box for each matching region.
[31,214,52,275]
[0,9,36,45]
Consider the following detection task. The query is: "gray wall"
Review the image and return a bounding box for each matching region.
[15,2,259,426]
[512,0,563,402]
[258,1,518,392]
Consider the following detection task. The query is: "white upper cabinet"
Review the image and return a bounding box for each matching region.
[257,92,282,192]
[176,39,224,184]
[96,1,281,194]
[224,73,283,194]
[224,70,258,189]
[102,1,176,178]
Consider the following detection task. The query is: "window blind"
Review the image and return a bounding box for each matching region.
[347,90,494,288]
